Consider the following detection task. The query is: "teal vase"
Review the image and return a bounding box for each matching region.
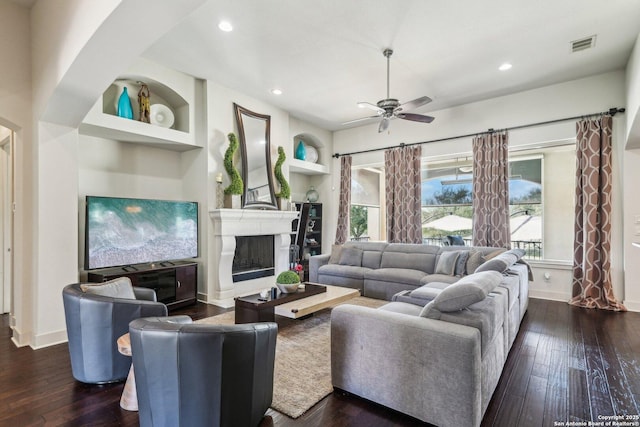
[117,87,134,119]
[295,141,306,160]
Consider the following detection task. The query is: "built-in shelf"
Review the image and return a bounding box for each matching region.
[289,158,329,175]
[79,77,201,152]
[79,114,198,151]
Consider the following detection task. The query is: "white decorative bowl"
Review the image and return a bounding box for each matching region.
[277,283,300,293]
[306,146,318,163]
[150,104,175,128]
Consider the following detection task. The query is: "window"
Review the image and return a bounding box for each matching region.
[421,144,575,261]
[351,141,576,262]
[350,167,383,241]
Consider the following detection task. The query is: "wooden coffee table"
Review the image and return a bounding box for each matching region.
[234,283,359,323]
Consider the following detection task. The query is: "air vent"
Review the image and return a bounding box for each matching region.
[571,35,596,53]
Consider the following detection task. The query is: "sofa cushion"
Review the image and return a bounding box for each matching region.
[475,249,524,274]
[435,251,459,275]
[379,243,439,273]
[420,270,502,314]
[420,274,459,285]
[365,268,427,287]
[318,264,370,280]
[409,285,444,301]
[342,241,388,269]
[338,247,363,266]
[378,301,424,316]
[80,277,136,299]
[447,293,506,356]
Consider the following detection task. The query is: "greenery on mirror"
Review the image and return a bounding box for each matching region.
[274,146,290,199]
[223,133,244,195]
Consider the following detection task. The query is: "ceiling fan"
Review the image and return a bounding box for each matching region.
[343,48,435,133]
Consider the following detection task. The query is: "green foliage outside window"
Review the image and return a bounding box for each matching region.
[350,205,368,239]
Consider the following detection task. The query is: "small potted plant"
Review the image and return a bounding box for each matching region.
[276,270,301,293]
[223,132,244,208]
[274,146,291,210]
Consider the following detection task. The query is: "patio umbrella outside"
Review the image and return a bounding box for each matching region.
[422,214,473,232]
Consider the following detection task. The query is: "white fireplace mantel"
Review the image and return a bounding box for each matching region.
[208,209,299,307]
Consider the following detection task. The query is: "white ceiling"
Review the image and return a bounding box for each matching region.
[141,0,640,131]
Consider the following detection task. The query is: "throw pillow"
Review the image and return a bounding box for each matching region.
[435,251,459,275]
[420,270,503,315]
[338,247,363,266]
[484,248,505,260]
[328,244,343,264]
[80,277,136,299]
[454,250,470,276]
[465,250,486,274]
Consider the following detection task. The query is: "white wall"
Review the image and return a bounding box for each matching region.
[624,35,640,311]
[0,1,33,346]
[25,0,207,348]
[332,70,627,303]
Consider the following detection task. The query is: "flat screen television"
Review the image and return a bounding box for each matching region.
[84,196,198,270]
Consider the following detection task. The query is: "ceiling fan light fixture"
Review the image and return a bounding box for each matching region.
[346,48,435,132]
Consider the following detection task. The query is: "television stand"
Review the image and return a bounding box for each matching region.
[87,260,197,310]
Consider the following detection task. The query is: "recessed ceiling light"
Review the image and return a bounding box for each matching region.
[218,21,233,32]
[499,63,512,71]
[270,88,283,95]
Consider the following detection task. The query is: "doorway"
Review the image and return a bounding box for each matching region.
[0,125,14,315]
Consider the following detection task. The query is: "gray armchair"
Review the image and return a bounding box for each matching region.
[129,316,278,427]
[62,283,167,384]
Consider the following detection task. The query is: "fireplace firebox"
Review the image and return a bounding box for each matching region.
[232,235,275,282]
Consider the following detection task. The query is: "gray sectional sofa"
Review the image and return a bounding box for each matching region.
[309,241,530,427]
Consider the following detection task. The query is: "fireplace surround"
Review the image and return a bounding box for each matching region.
[208,209,299,307]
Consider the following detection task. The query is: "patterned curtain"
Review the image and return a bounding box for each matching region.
[385,145,422,243]
[472,131,511,247]
[570,116,625,311]
[335,155,352,244]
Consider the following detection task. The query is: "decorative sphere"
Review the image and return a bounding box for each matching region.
[306,186,319,202]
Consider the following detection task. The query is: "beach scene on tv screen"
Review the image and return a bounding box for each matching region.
[87,197,198,269]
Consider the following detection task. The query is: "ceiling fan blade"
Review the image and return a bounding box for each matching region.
[357,101,385,113]
[396,96,432,112]
[396,112,435,123]
[342,115,381,125]
[378,117,390,133]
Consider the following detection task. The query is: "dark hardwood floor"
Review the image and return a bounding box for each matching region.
[1,297,639,426]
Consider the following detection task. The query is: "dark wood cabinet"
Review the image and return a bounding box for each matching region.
[291,202,322,281]
[87,261,198,310]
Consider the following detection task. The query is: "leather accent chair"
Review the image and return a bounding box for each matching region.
[129,316,278,427]
[62,283,167,384]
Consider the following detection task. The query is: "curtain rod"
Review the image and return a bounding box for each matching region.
[332,106,625,158]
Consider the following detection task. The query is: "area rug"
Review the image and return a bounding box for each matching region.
[197,296,385,418]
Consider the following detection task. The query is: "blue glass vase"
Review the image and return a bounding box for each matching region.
[295,140,306,160]
[117,87,134,119]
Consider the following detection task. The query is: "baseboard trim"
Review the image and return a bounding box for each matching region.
[31,330,68,350]
[529,289,570,302]
[623,300,640,312]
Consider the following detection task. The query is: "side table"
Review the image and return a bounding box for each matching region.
[117,333,137,411]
